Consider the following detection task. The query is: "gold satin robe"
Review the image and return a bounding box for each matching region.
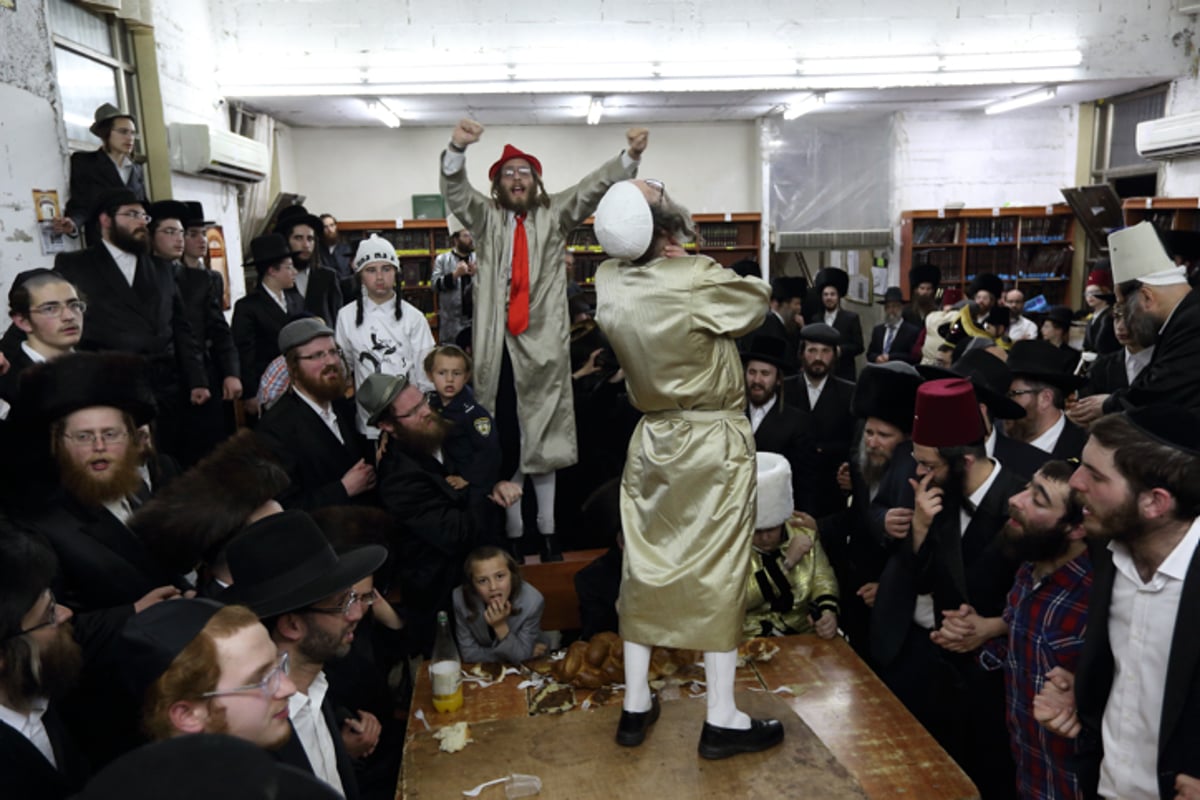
[595,255,769,651]
[743,521,840,640]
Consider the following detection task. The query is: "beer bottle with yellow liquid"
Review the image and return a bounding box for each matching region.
[430,611,463,712]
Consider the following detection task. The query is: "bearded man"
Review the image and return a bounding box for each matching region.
[254,319,377,512]
[357,373,521,656]
[867,287,921,365]
[439,118,647,562]
[0,531,87,800]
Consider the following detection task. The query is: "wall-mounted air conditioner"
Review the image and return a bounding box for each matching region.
[168,123,269,183]
[1136,111,1200,161]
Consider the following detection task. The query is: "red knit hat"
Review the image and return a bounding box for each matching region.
[488,144,543,181]
[911,378,985,448]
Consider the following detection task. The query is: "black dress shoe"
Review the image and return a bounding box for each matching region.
[616,693,660,747]
[697,717,784,760]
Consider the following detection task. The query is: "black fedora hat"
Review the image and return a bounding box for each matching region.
[1043,305,1074,329]
[741,333,794,375]
[274,204,324,239]
[244,233,300,267]
[183,201,215,228]
[89,102,135,137]
[877,286,906,305]
[222,510,387,618]
[852,362,923,432]
[919,348,1025,420]
[146,200,189,228]
[1006,339,1085,391]
[770,276,807,302]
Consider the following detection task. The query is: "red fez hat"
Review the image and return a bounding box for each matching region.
[488,144,543,181]
[1086,268,1113,290]
[912,377,985,448]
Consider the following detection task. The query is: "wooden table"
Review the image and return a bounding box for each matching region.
[402,636,978,800]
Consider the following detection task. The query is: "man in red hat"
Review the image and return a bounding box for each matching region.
[439,119,648,562]
[1082,266,1119,355]
[871,377,1025,798]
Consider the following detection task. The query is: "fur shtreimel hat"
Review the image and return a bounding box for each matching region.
[755,452,794,531]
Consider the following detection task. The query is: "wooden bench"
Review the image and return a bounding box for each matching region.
[521,548,606,632]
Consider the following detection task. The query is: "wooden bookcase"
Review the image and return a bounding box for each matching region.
[899,205,1077,306]
[1122,196,1200,231]
[340,213,762,338]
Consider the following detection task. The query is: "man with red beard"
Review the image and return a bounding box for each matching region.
[440,119,647,562]
[0,531,87,800]
[357,372,521,655]
[254,319,377,511]
[1036,407,1200,800]
[54,189,207,461]
[223,510,387,799]
[967,460,1091,800]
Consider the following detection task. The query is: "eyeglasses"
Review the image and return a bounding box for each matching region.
[62,429,130,448]
[31,300,87,317]
[307,589,377,618]
[2,591,61,642]
[116,211,152,223]
[295,346,343,363]
[1006,389,1040,399]
[201,652,290,701]
[394,394,427,420]
[157,227,185,237]
[501,167,533,179]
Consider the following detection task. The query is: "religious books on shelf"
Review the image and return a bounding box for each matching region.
[900,205,1077,307]
[1122,197,1200,232]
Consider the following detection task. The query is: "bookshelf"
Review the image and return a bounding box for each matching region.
[1122,196,1200,232]
[899,206,1077,306]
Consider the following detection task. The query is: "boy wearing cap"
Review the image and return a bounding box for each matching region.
[232,234,303,415]
[334,235,435,438]
[430,217,477,345]
[439,119,648,562]
[58,104,147,245]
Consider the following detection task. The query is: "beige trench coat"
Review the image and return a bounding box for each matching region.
[595,254,769,651]
[440,152,636,473]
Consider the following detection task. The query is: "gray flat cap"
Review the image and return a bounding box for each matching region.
[278,318,334,354]
[357,372,409,426]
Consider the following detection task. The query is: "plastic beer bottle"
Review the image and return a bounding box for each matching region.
[430,611,463,712]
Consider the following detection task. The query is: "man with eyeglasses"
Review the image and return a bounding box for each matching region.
[54,188,208,463]
[0,530,87,800]
[255,319,377,512]
[1,269,83,407]
[1004,340,1088,461]
[439,118,648,563]
[122,600,297,753]
[223,510,388,799]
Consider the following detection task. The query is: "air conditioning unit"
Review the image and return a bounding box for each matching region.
[1136,111,1200,161]
[775,229,892,251]
[168,123,269,183]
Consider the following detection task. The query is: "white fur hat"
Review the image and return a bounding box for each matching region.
[353,234,399,273]
[594,181,653,260]
[446,213,466,237]
[755,452,794,531]
[1109,221,1187,286]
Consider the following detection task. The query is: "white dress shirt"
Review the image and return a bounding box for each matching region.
[295,268,311,298]
[293,388,345,445]
[0,698,56,767]
[265,285,289,313]
[1099,517,1200,800]
[824,310,837,326]
[1007,315,1039,342]
[101,239,138,287]
[748,394,776,433]
[288,671,345,797]
[20,342,49,364]
[1028,412,1067,455]
[1125,346,1154,386]
[805,375,827,410]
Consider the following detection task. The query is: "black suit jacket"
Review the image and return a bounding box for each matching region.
[993,431,1051,482]
[1083,306,1120,355]
[231,286,301,394]
[274,694,359,800]
[871,465,1025,667]
[1083,347,1129,397]
[1105,290,1200,414]
[1075,538,1200,800]
[0,702,89,800]
[54,245,206,390]
[752,399,815,514]
[254,390,373,512]
[828,309,864,381]
[287,265,344,328]
[63,149,147,245]
[175,264,239,383]
[1050,418,1088,461]
[783,374,857,518]
[866,320,921,365]
[0,337,36,405]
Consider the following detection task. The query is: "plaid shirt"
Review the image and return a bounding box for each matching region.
[256,355,290,410]
[982,550,1092,800]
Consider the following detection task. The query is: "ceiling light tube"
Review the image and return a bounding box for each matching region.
[586,97,604,125]
[366,100,401,128]
[655,58,799,78]
[942,49,1082,72]
[985,86,1057,115]
[783,93,825,120]
[800,55,940,75]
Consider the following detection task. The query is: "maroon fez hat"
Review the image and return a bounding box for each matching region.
[912,377,985,448]
[488,144,543,181]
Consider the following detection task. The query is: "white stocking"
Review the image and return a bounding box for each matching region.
[505,469,525,539]
[622,641,653,713]
[530,471,556,534]
[704,650,750,730]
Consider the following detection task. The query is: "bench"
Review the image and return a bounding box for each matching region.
[521,548,606,632]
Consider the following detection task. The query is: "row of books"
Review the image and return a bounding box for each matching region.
[915,216,1073,246]
[913,220,959,244]
[697,224,743,248]
[1021,215,1071,241]
[964,217,1018,244]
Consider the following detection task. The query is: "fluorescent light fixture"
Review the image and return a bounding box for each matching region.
[942,49,1082,72]
[655,58,799,78]
[366,100,401,128]
[513,61,652,81]
[782,93,825,120]
[984,86,1057,115]
[586,97,604,125]
[801,55,940,75]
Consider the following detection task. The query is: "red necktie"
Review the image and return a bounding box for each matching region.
[508,213,529,335]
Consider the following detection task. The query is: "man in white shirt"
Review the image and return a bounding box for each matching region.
[1002,289,1038,342]
[223,510,388,800]
[742,334,813,514]
[1036,406,1200,800]
[1003,340,1088,461]
[1,270,83,410]
[0,531,86,799]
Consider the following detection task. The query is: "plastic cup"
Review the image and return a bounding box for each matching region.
[504,774,542,798]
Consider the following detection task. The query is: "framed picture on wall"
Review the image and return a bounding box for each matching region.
[206,226,231,310]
